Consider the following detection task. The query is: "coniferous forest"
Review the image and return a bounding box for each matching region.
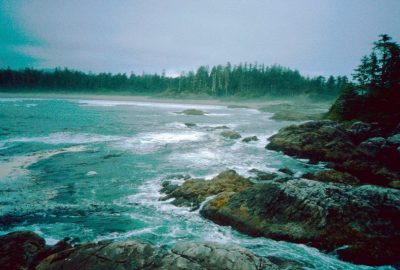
[0,63,346,99]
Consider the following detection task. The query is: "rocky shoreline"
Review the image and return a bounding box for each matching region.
[160,120,400,267]
[0,230,286,270]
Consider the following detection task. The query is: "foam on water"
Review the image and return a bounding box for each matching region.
[0,145,87,179]
[3,132,124,145]
[77,99,224,110]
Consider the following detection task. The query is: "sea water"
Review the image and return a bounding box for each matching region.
[0,98,392,269]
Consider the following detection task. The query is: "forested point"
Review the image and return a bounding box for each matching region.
[0,63,346,99]
[325,34,400,130]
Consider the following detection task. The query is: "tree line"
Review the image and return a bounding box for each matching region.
[0,63,346,99]
[326,34,400,130]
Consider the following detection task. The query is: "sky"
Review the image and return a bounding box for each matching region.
[0,0,399,77]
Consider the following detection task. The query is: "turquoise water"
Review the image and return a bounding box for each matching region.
[0,98,392,270]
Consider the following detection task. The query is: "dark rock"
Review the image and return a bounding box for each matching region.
[184,122,197,128]
[267,121,355,163]
[201,178,400,266]
[220,130,242,139]
[346,121,381,143]
[159,181,179,195]
[227,104,250,109]
[0,231,46,270]
[164,174,191,180]
[266,120,400,187]
[103,153,123,159]
[180,109,206,115]
[35,239,276,270]
[278,168,294,176]
[357,137,386,158]
[242,136,259,143]
[271,111,323,121]
[248,169,278,181]
[306,170,360,185]
[387,133,400,145]
[160,170,253,210]
[36,240,165,270]
[169,241,276,270]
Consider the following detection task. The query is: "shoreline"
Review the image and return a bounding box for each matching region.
[0,92,279,110]
[0,91,334,111]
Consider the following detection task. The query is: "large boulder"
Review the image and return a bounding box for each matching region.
[220,130,242,139]
[266,120,400,187]
[266,121,355,163]
[36,239,276,270]
[36,240,163,270]
[168,241,276,270]
[0,231,46,270]
[302,169,360,185]
[160,170,253,210]
[201,178,400,266]
[180,109,206,115]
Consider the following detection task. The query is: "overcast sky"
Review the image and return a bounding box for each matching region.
[1,0,399,77]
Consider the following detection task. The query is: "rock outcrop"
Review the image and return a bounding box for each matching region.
[160,168,400,266]
[0,231,46,270]
[200,178,400,266]
[180,109,206,115]
[266,120,400,187]
[0,231,277,270]
[242,136,259,143]
[160,170,252,210]
[220,130,242,139]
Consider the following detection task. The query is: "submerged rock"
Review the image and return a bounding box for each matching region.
[184,122,197,128]
[220,130,242,139]
[278,168,295,176]
[180,109,206,115]
[160,170,252,210]
[242,136,259,143]
[200,177,400,266]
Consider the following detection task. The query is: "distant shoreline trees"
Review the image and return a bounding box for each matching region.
[0,63,345,99]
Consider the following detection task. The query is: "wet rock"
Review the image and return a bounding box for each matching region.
[357,137,386,158]
[164,174,191,180]
[248,169,278,181]
[184,122,197,128]
[278,168,294,176]
[160,181,180,195]
[242,136,259,143]
[346,121,381,143]
[304,169,360,185]
[220,130,242,139]
[36,240,164,270]
[160,170,253,210]
[201,178,400,266]
[227,104,250,109]
[35,239,276,270]
[180,109,206,115]
[103,153,123,159]
[387,133,400,145]
[0,231,46,270]
[271,111,323,121]
[266,121,354,163]
[169,241,276,270]
[266,120,400,187]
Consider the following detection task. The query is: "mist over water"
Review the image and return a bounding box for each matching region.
[0,98,392,269]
